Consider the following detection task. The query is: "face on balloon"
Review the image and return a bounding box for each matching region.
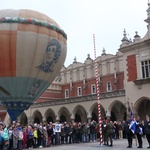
[37,39,61,73]
[45,45,56,63]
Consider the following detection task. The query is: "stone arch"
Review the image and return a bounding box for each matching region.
[109,100,126,121]
[20,112,28,126]
[89,103,105,122]
[44,108,56,123]
[134,96,150,120]
[58,106,71,123]
[73,105,87,123]
[32,110,42,124]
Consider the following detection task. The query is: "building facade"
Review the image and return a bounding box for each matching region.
[3,3,150,126]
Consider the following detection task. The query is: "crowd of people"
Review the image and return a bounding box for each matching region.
[0,120,98,150]
[0,115,149,149]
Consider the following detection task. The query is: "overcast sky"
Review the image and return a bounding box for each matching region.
[0,0,148,67]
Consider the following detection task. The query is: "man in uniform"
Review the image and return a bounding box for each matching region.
[105,118,114,147]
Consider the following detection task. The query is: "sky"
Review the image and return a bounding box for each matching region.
[0,0,148,67]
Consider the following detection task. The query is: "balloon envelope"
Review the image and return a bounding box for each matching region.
[0,9,67,121]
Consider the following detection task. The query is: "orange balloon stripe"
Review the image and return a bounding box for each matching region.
[17,24,66,44]
[0,30,16,77]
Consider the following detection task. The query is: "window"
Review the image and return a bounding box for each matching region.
[77,87,82,96]
[107,82,112,92]
[65,89,69,98]
[91,84,96,94]
[141,60,150,79]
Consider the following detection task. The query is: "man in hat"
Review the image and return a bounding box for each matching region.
[144,115,150,148]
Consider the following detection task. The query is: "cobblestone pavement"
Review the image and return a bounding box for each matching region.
[26,138,149,150]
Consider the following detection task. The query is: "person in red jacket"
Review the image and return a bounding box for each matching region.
[22,127,27,149]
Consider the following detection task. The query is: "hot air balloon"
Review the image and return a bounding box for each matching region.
[0,9,67,121]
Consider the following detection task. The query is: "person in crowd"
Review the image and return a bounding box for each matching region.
[141,120,145,139]
[89,120,96,142]
[144,115,150,148]
[122,120,126,139]
[0,124,3,149]
[47,122,53,146]
[105,118,114,146]
[22,127,27,149]
[87,123,90,142]
[37,125,43,148]
[81,122,88,143]
[68,123,73,144]
[33,127,38,148]
[72,122,77,143]
[135,115,144,148]
[113,121,119,139]
[118,121,123,139]
[27,125,34,149]
[18,126,23,150]
[95,122,99,141]
[76,122,82,143]
[60,124,65,144]
[102,120,107,145]
[12,126,19,150]
[2,125,9,150]
[51,124,56,145]
[8,125,13,150]
[43,126,48,147]
[124,115,134,148]
[64,122,70,144]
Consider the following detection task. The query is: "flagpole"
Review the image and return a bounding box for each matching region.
[93,34,103,145]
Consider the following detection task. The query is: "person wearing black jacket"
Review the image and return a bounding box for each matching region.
[135,115,143,148]
[144,115,150,149]
[124,116,134,148]
[47,123,53,146]
[64,123,70,144]
[37,126,43,147]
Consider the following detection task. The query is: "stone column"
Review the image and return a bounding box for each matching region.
[106,110,111,118]
[28,117,34,125]
[87,118,91,123]
[87,111,92,123]
[42,116,46,124]
[16,116,21,124]
[70,113,75,123]
[71,118,75,123]
[55,115,60,123]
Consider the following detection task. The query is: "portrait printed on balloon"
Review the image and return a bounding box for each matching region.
[28,80,41,98]
[36,39,61,73]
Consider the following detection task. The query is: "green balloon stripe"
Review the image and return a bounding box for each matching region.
[0,17,67,40]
